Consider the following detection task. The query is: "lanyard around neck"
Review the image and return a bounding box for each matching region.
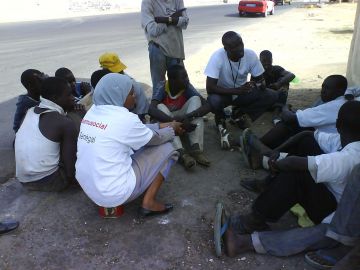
[228,59,241,88]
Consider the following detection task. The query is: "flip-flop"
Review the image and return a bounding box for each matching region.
[214,202,229,257]
[240,128,252,168]
[305,250,338,269]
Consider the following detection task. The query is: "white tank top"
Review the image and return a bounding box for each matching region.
[15,108,60,182]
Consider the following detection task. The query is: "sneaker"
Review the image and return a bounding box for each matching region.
[218,124,231,150]
[191,151,211,167]
[272,116,282,125]
[189,143,211,167]
[179,153,196,169]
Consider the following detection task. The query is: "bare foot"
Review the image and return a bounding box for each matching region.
[141,201,166,212]
[223,226,254,257]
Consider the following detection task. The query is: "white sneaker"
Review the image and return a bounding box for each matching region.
[218,124,231,150]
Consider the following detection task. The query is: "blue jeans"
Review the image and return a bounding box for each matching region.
[148,42,183,91]
[252,164,360,256]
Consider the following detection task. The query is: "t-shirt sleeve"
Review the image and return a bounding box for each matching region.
[125,115,153,150]
[185,83,201,99]
[273,65,286,80]
[296,99,343,128]
[311,152,350,184]
[204,51,222,79]
[248,50,264,77]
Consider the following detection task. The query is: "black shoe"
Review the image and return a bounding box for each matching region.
[0,221,19,235]
[138,204,174,217]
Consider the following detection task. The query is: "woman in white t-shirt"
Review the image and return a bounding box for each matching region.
[76,73,181,217]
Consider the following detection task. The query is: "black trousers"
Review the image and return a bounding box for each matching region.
[285,132,324,157]
[253,170,337,224]
[260,121,314,149]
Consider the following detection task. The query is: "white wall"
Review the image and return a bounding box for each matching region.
[346,1,360,87]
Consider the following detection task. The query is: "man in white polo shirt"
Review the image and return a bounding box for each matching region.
[214,101,360,262]
[260,75,351,149]
[204,31,279,149]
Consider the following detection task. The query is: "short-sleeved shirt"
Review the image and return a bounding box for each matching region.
[314,130,341,154]
[152,80,201,111]
[263,65,290,88]
[307,141,360,202]
[296,96,360,133]
[75,105,153,207]
[204,48,264,89]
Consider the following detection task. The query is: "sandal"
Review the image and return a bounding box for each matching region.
[214,202,229,257]
[305,250,338,269]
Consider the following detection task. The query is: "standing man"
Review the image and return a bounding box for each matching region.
[205,31,279,149]
[141,0,189,91]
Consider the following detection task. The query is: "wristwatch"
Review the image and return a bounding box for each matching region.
[168,16,173,23]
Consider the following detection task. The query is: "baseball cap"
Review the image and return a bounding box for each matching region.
[99,52,127,73]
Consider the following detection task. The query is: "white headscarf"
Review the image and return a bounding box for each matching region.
[93,73,133,107]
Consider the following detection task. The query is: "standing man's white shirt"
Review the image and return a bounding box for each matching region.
[204,48,264,89]
[76,105,153,207]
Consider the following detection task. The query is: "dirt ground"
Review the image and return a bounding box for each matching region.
[0,3,357,270]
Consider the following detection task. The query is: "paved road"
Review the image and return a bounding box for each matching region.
[0,3,293,153]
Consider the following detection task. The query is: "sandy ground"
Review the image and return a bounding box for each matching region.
[186,2,356,108]
[0,3,357,270]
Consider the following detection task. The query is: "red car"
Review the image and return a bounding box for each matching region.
[238,0,275,17]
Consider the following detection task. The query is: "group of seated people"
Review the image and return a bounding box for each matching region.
[12,31,360,269]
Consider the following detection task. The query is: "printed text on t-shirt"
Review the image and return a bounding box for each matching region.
[81,119,108,130]
[79,131,96,144]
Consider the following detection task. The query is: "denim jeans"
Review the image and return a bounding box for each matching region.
[252,164,360,256]
[148,42,183,92]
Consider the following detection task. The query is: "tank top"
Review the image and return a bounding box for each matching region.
[15,108,60,182]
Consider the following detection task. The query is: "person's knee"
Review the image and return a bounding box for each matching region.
[207,94,224,112]
[157,103,170,114]
[188,96,201,109]
[264,89,280,105]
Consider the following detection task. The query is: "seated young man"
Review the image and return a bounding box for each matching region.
[256,50,295,104]
[215,162,360,270]
[98,52,150,121]
[55,67,92,103]
[214,101,360,263]
[13,69,47,133]
[241,127,341,171]
[15,77,78,191]
[205,31,279,149]
[149,65,211,169]
[261,74,350,149]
